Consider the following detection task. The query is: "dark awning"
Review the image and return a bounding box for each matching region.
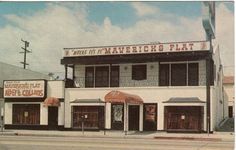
[163,97,205,103]
[70,98,105,103]
[61,51,209,65]
[43,97,60,107]
[104,90,143,104]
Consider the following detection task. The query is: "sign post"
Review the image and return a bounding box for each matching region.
[0,116,3,132]
[202,1,215,135]
[81,115,84,135]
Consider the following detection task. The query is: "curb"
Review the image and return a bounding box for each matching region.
[0,131,233,142]
[0,132,152,139]
[154,136,222,141]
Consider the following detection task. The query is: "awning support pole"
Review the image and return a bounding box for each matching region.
[104,102,106,135]
[125,102,128,135]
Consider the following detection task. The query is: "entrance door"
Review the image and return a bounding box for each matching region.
[48,107,58,130]
[128,105,139,131]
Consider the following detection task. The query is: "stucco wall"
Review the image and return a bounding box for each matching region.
[4,81,65,126]
[224,84,234,106]
[47,81,65,98]
[64,86,208,130]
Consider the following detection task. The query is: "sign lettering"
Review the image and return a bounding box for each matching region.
[64,41,210,57]
[4,80,45,98]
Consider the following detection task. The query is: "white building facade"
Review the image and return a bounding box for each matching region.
[61,41,227,133]
[4,80,64,130]
[3,41,227,132]
[0,62,49,128]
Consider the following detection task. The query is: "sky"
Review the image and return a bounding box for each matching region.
[0,1,234,78]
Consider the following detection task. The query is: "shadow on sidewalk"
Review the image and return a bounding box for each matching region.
[127,131,159,135]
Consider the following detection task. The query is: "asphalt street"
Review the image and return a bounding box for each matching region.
[0,135,234,150]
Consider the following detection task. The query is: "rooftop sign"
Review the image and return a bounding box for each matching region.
[63,41,210,57]
[4,80,46,98]
[202,2,215,39]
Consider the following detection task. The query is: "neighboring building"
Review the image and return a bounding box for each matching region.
[4,80,65,130]
[60,41,227,133]
[0,62,49,126]
[223,76,234,118]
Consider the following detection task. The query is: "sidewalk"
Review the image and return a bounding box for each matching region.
[0,130,234,142]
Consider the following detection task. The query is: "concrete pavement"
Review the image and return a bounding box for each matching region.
[0,135,234,150]
[0,130,234,142]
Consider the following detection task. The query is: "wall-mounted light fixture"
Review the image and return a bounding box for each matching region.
[124,66,128,70]
[150,65,154,69]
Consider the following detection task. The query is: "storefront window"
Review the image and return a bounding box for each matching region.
[111,104,124,130]
[12,104,40,125]
[113,105,123,122]
[143,103,157,131]
[72,106,104,129]
[144,104,156,122]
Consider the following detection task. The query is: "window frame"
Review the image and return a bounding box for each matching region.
[12,104,40,125]
[132,65,147,81]
[85,67,95,88]
[95,66,109,87]
[159,62,199,86]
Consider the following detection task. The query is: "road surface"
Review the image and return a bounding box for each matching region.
[0,135,234,150]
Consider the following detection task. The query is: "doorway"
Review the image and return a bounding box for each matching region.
[48,107,58,130]
[128,105,140,131]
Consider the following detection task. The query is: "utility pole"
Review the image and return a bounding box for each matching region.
[20,39,31,69]
[202,1,215,134]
